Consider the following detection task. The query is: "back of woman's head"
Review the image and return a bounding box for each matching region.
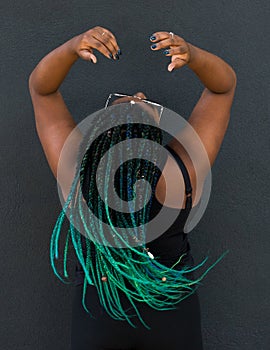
[76,102,164,231]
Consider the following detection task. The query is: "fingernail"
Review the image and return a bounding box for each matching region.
[163,50,170,55]
[117,49,122,55]
[151,44,157,49]
[109,53,113,59]
[150,35,156,41]
[114,53,119,60]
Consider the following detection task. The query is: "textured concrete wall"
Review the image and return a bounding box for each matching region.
[1,1,269,349]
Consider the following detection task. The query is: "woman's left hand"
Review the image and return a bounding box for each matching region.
[149,31,192,72]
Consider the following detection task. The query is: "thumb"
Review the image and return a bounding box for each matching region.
[168,62,176,72]
[168,58,187,72]
[79,49,97,63]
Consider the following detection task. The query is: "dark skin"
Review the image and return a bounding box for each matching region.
[28,26,237,209]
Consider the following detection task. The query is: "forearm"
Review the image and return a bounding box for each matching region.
[187,43,236,93]
[29,36,79,95]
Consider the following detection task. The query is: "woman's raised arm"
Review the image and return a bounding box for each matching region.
[28,26,121,199]
[150,32,237,208]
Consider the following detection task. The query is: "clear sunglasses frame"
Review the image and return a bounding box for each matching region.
[104,93,164,125]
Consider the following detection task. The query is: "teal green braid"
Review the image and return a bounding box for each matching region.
[50,104,229,329]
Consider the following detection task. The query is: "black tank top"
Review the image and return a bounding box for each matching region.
[74,144,195,286]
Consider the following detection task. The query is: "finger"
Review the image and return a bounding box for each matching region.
[163,45,188,57]
[92,33,117,59]
[102,29,121,57]
[84,36,115,60]
[168,58,186,72]
[95,27,121,59]
[149,31,173,42]
[150,37,181,51]
[78,48,97,63]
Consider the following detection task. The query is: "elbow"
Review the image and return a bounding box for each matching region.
[28,72,36,95]
[230,68,237,91]
[221,68,237,95]
[28,71,58,96]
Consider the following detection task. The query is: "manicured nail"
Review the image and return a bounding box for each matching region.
[150,35,156,41]
[114,53,119,60]
[151,44,157,49]
[109,53,113,59]
[117,49,122,55]
[163,49,170,55]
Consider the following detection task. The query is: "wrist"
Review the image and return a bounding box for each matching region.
[64,35,81,61]
[187,43,204,70]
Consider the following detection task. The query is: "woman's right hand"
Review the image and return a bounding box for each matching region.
[72,26,121,63]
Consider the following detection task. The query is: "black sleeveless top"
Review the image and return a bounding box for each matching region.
[74,144,195,286]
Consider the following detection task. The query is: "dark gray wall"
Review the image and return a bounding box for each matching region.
[1,1,269,349]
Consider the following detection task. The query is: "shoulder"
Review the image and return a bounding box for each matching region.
[155,143,203,209]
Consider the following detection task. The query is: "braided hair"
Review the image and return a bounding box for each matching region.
[50,102,228,329]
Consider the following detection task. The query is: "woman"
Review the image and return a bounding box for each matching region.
[29,26,237,350]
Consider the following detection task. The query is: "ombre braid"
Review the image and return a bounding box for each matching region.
[50,103,228,329]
